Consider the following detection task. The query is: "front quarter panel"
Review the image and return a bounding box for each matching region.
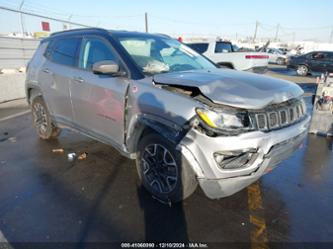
[125,78,202,151]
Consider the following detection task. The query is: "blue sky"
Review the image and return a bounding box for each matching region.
[0,0,332,41]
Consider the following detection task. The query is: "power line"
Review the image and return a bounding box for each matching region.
[281,25,333,31]
[0,5,91,27]
[150,15,253,27]
[2,1,142,21]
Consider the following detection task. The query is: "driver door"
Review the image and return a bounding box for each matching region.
[70,36,129,145]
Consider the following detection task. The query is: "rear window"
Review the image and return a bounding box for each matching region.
[215,42,233,53]
[186,43,209,54]
[46,37,81,67]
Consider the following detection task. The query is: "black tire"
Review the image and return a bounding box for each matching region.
[31,96,61,140]
[136,132,198,203]
[296,65,309,76]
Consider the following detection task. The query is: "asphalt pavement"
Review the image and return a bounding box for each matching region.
[0,67,332,249]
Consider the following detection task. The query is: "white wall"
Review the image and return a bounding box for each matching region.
[0,73,26,103]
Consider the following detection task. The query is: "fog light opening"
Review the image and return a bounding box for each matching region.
[214,149,257,169]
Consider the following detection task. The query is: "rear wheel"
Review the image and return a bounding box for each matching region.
[136,133,198,203]
[31,96,61,140]
[296,65,308,76]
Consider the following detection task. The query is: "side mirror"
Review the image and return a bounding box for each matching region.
[92,60,120,75]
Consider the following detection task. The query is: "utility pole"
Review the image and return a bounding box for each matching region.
[274,23,280,41]
[67,14,73,30]
[145,12,148,33]
[253,21,259,43]
[19,0,25,36]
[330,30,333,43]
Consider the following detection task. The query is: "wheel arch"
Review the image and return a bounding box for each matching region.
[297,63,310,69]
[126,114,189,154]
[26,85,43,104]
[217,62,234,69]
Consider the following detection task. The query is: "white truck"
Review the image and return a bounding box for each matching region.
[185,39,269,73]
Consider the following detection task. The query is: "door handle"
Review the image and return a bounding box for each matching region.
[72,76,84,83]
[42,68,52,74]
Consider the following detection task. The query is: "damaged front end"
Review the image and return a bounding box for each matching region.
[152,76,310,199]
[177,111,310,199]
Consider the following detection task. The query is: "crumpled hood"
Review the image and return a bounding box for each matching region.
[153,68,304,109]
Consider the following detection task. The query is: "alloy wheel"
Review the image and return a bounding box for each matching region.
[141,144,178,194]
[297,65,308,76]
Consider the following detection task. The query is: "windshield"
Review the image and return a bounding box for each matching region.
[115,35,216,75]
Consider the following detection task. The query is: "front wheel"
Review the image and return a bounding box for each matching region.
[296,65,309,76]
[136,133,198,203]
[31,96,61,140]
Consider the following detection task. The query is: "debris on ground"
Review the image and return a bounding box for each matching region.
[52,148,64,153]
[8,137,16,143]
[67,153,77,162]
[78,152,88,160]
[3,132,8,136]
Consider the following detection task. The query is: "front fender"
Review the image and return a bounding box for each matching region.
[125,113,190,154]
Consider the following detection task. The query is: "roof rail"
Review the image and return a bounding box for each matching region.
[50,27,108,37]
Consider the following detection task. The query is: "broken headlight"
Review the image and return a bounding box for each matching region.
[195,107,253,133]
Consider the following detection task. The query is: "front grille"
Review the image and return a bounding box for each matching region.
[254,99,306,131]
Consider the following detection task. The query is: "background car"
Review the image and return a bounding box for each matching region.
[185,39,269,73]
[266,48,287,65]
[287,51,333,76]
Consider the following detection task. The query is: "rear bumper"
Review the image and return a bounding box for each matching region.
[179,114,310,199]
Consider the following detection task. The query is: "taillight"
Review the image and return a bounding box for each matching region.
[245,55,269,59]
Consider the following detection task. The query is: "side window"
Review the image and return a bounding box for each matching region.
[48,38,80,66]
[186,43,209,54]
[312,52,326,60]
[79,37,118,70]
[215,42,233,53]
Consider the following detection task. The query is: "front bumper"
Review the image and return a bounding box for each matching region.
[179,114,311,199]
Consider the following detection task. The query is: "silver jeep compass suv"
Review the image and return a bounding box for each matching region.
[26,28,310,202]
